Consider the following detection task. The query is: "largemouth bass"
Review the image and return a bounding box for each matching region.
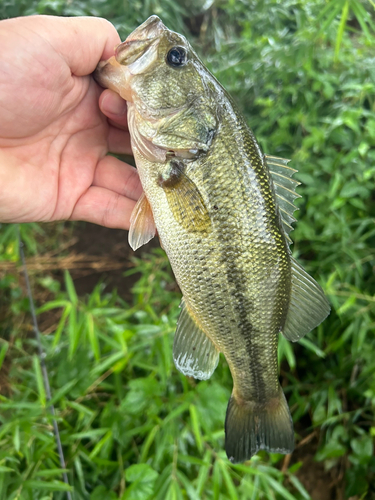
[94,16,330,463]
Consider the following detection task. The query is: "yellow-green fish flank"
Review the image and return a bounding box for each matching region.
[94,16,330,463]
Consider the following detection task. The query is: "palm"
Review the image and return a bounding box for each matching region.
[0,15,141,229]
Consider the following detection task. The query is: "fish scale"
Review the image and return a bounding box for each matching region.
[94,14,330,463]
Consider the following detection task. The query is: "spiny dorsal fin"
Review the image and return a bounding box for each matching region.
[173,298,219,380]
[266,155,301,244]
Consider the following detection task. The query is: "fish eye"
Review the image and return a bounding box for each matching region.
[166,46,187,67]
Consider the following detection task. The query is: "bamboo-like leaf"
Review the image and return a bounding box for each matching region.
[33,355,46,407]
[23,480,72,492]
[265,476,299,500]
[278,335,296,370]
[68,305,78,359]
[175,470,200,500]
[89,430,113,459]
[0,465,14,472]
[189,405,203,453]
[34,469,69,478]
[0,342,9,371]
[351,0,375,38]
[212,460,221,500]
[90,351,125,376]
[219,461,239,500]
[195,451,212,495]
[64,270,78,305]
[48,379,78,406]
[299,338,326,358]
[13,425,20,453]
[52,303,71,348]
[37,300,69,314]
[317,0,344,36]
[86,313,100,361]
[139,425,160,463]
[74,457,87,494]
[334,0,349,61]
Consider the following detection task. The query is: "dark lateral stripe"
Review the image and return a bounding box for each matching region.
[218,224,267,401]
[214,105,285,401]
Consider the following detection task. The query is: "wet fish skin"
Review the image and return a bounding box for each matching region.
[94,16,330,463]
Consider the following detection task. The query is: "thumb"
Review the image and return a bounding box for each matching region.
[21,15,121,76]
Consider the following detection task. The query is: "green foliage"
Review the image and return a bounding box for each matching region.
[1,251,309,499]
[1,0,375,498]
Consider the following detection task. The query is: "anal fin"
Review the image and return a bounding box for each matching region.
[282,257,330,342]
[173,298,219,380]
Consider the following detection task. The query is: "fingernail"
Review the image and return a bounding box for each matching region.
[101,93,127,116]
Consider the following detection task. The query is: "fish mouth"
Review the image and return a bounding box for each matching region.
[126,15,166,43]
[93,16,167,97]
[115,16,165,67]
[93,16,165,101]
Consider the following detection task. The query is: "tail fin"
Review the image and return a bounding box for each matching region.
[225,388,294,463]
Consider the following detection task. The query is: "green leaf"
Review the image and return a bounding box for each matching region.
[315,440,346,461]
[86,312,100,361]
[351,435,373,461]
[34,469,69,478]
[123,464,159,500]
[52,303,72,347]
[288,475,311,500]
[23,480,72,491]
[90,351,125,376]
[91,486,117,500]
[49,379,78,406]
[299,338,325,358]
[125,464,158,483]
[0,466,14,473]
[139,425,160,463]
[189,405,203,453]
[68,304,79,359]
[334,0,349,62]
[265,476,298,500]
[219,461,239,500]
[64,270,78,305]
[0,342,9,371]
[33,355,46,407]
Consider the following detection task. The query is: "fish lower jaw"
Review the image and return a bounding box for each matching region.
[94,57,133,102]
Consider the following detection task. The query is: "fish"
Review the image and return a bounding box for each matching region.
[94,16,330,463]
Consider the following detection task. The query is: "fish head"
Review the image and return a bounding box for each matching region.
[95,16,218,159]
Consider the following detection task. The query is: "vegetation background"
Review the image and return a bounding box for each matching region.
[0,0,374,499]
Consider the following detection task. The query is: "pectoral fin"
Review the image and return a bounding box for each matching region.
[282,257,330,341]
[128,192,156,251]
[158,160,211,233]
[173,298,219,380]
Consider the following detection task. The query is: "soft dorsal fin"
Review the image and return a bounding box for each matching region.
[266,155,301,243]
[173,298,219,380]
[129,192,156,251]
[282,257,330,342]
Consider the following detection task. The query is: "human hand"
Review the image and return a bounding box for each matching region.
[0,15,141,229]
